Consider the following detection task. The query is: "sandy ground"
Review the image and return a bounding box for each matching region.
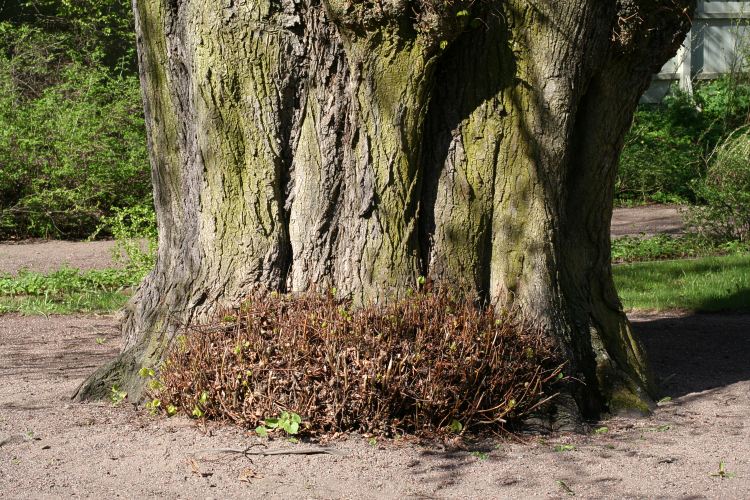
[0,312,748,498]
[2,205,748,498]
[611,205,685,238]
[0,205,686,276]
[0,239,119,275]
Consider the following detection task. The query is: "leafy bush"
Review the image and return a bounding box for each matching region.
[617,78,750,204]
[95,205,157,277]
[687,128,750,242]
[156,288,564,436]
[696,76,750,140]
[0,23,151,239]
[1,0,136,71]
[617,91,703,203]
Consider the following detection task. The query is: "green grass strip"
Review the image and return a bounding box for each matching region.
[614,253,750,312]
[611,234,749,263]
[0,266,142,315]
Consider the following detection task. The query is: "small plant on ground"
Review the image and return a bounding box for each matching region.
[554,444,576,452]
[110,385,127,406]
[447,419,464,434]
[557,480,575,496]
[255,411,303,438]
[711,461,736,479]
[145,399,162,415]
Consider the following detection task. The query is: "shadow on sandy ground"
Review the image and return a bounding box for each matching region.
[633,313,750,398]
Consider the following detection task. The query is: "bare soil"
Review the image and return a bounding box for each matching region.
[611,205,685,238]
[1,205,747,498]
[0,240,119,275]
[0,312,748,498]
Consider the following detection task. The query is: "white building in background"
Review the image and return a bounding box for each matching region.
[642,0,750,103]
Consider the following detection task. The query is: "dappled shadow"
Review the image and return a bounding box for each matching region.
[632,313,750,398]
[699,287,750,312]
[412,440,544,493]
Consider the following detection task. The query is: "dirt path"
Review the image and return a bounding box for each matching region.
[0,240,119,275]
[611,205,685,237]
[2,205,745,498]
[0,312,747,498]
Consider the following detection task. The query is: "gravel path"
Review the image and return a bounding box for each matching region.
[0,312,747,498]
[611,205,685,237]
[0,240,119,275]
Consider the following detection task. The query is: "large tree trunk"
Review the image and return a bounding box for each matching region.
[76,0,693,424]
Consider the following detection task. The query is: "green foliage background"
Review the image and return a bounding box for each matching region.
[0,0,151,239]
[617,78,750,204]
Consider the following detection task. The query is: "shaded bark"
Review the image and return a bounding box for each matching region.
[76,0,694,423]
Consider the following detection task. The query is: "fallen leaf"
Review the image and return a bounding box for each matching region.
[238,468,262,482]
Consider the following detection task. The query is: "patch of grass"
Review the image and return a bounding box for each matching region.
[553,444,576,452]
[0,291,130,315]
[710,461,736,479]
[0,267,139,314]
[614,254,750,312]
[611,234,749,263]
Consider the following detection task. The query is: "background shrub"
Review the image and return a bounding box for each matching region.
[0,2,151,240]
[96,204,157,277]
[0,55,151,238]
[687,128,750,242]
[617,78,750,204]
[1,0,137,70]
[156,289,564,436]
[617,90,704,203]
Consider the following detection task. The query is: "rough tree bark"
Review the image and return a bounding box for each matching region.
[76,0,694,424]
